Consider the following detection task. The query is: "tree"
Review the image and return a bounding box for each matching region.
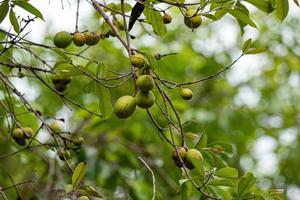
[0,0,298,199]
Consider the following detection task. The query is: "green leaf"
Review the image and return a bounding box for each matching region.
[0,1,9,24]
[244,0,274,13]
[180,183,188,200]
[94,83,113,120]
[245,48,267,54]
[144,53,159,69]
[72,162,88,188]
[9,9,19,33]
[215,167,238,178]
[208,141,234,157]
[52,48,72,63]
[209,178,235,187]
[14,0,44,20]
[77,185,103,198]
[237,172,256,198]
[144,8,167,37]
[242,38,252,53]
[195,132,207,148]
[275,0,289,22]
[227,9,257,28]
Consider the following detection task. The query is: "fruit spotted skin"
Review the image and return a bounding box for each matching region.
[172,147,187,167]
[180,88,193,100]
[163,13,172,24]
[136,75,155,92]
[58,149,70,161]
[113,17,125,30]
[135,91,155,109]
[74,137,85,146]
[22,127,33,139]
[130,53,145,68]
[77,196,89,200]
[84,32,100,46]
[73,32,86,47]
[53,31,73,49]
[114,96,136,119]
[185,149,203,169]
[184,9,202,29]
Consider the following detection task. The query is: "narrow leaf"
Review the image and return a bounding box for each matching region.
[14,1,44,20]
[9,9,19,33]
[0,1,9,24]
[72,162,88,188]
[227,9,257,28]
[275,0,289,22]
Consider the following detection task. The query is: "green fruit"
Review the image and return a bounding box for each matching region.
[185,149,203,169]
[113,16,125,30]
[163,13,172,24]
[77,196,89,200]
[180,88,193,100]
[50,121,62,133]
[73,32,86,47]
[53,31,73,48]
[84,32,100,46]
[135,91,155,109]
[12,128,25,140]
[22,127,33,139]
[172,147,187,167]
[74,137,85,146]
[184,9,202,29]
[58,149,70,161]
[114,95,136,118]
[136,75,155,92]
[130,53,145,68]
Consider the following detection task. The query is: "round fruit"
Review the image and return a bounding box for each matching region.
[22,127,33,139]
[50,121,62,133]
[58,149,70,161]
[172,147,187,167]
[74,137,85,146]
[130,53,145,68]
[53,31,73,49]
[12,128,25,140]
[163,13,172,24]
[185,149,203,169]
[77,196,89,200]
[180,88,193,100]
[184,9,202,29]
[113,16,125,30]
[136,75,155,92]
[84,32,100,46]
[73,32,86,47]
[114,95,136,119]
[135,91,155,109]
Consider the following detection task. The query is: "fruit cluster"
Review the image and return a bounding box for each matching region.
[172,147,203,169]
[11,127,33,146]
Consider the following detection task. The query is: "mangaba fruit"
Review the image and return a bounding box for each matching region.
[135,91,155,109]
[50,121,62,133]
[12,128,25,140]
[113,16,125,30]
[73,32,86,47]
[22,127,33,139]
[74,136,85,146]
[184,9,202,29]
[185,148,203,169]
[180,88,193,100]
[53,31,73,49]
[163,13,172,24]
[130,53,145,68]
[114,95,136,119]
[172,147,187,167]
[84,32,100,46]
[136,75,155,92]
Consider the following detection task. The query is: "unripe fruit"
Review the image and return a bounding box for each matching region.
[163,13,172,24]
[135,91,155,109]
[58,149,70,161]
[53,31,73,49]
[180,88,193,100]
[12,128,25,140]
[114,96,136,119]
[50,121,62,133]
[22,127,33,139]
[74,137,85,146]
[136,75,155,92]
[84,32,100,46]
[184,9,202,29]
[113,17,125,30]
[130,53,145,68]
[185,149,203,169]
[73,32,86,47]
[77,196,89,200]
[172,147,187,167]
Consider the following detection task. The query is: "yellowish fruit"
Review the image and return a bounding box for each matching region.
[50,121,62,133]
[74,137,85,146]
[84,32,100,46]
[180,88,193,100]
[130,53,145,68]
[114,95,136,118]
[73,32,86,47]
[22,127,33,139]
[172,147,187,167]
[113,17,125,30]
[184,9,202,29]
[53,31,73,48]
[12,128,25,140]
[163,13,172,24]
[185,149,203,169]
[135,91,155,109]
[136,75,155,92]
[77,196,89,200]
